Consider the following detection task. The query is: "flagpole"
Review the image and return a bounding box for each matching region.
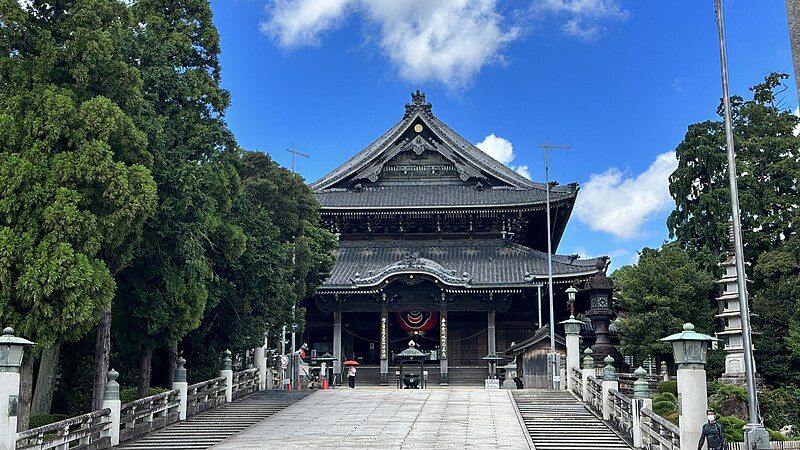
[713,1,769,447]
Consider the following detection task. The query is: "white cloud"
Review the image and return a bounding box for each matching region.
[262,0,519,87]
[262,0,353,47]
[534,0,628,40]
[261,0,627,87]
[476,133,515,164]
[574,151,678,239]
[475,133,532,179]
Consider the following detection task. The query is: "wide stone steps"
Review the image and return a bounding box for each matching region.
[116,391,309,450]
[512,390,632,450]
[354,366,489,386]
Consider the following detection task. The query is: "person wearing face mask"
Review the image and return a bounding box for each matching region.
[698,409,726,450]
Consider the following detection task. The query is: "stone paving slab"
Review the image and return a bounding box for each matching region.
[212,389,531,449]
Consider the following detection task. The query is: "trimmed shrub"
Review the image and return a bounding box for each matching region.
[759,387,800,431]
[654,392,677,404]
[658,380,677,396]
[653,400,677,416]
[719,415,746,442]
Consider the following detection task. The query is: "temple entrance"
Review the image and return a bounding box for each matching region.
[447,311,489,366]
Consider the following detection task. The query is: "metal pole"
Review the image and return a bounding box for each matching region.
[714,1,768,446]
[544,146,557,390]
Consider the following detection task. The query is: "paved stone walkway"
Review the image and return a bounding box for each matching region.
[212,389,532,449]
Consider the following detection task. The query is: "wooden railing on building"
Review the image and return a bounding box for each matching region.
[640,407,680,450]
[16,408,112,450]
[119,389,181,443]
[232,368,259,400]
[187,376,227,417]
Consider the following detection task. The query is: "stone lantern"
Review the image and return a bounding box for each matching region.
[0,327,34,447]
[660,323,717,450]
[584,259,620,365]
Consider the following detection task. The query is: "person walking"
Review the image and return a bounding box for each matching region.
[347,365,357,388]
[698,409,725,450]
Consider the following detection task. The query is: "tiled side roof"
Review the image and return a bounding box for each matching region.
[321,239,603,288]
[315,184,576,209]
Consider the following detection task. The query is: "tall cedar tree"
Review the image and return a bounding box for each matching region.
[751,234,800,387]
[110,0,245,400]
[183,151,336,382]
[0,0,157,427]
[667,73,800,271]
[612,243,717,365]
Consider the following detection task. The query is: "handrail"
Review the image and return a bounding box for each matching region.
[119,389,181,443]
[232,368,259,399]
[17,408,112,450]
[187,376,228,417]
[641,407,680,450]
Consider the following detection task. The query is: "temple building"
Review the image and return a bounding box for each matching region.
[302,91,611,385]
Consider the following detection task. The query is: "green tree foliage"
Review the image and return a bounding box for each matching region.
[0,0,157,424]
[751,234,800,387]
[667,73,800,270]
[111,0,246,395]
[612,243,717,364]
[183,151,336,381]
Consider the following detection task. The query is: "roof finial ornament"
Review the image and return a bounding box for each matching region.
[404,90,433,118]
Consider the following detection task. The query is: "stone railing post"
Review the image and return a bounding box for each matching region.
[560,316,583,392]
[254,346,266,391]
[172,357,188,420]
[601,355,618,421]
[220,350,233,403]
[631,366,652,448]
[581,348,594,403]
[660,361,669,381]
[678,362,707,450]
[101,369,121,446]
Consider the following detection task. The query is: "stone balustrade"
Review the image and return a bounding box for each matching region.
[232,368,259,400]
[16,408,112,450]
[608,388,632,436]
[640,407,680,450]
[14,345,272,450]
[584,374,603,415]
[119,389,182,442]
[187,376,228,417]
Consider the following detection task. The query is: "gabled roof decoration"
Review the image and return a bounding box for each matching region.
[311,91,555,192]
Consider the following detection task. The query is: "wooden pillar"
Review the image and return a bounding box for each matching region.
[333,309,342,384]
[439,295,448,385]
[379,301,388,385]
[488,308,496,376]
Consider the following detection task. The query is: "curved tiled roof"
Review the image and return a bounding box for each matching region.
[316,184,576,209]
[321,239,603,289]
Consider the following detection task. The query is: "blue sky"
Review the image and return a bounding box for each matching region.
[211,0,796,269]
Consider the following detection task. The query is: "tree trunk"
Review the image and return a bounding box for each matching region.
[137,350,152,399]
[167,342,178,384]
[92,308,112,411]
[18,353,34,432]
[31,344,60,416]
[788,0,800,103]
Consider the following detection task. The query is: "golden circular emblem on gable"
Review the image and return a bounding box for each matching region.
[414,124,423,133]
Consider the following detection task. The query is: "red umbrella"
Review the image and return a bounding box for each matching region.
[343,359,359,366]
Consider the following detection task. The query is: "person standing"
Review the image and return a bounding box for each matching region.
[698,409,726,450]
[347,365,357,388]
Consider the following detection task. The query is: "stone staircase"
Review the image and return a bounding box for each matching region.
[349,365,489,387]
[512,390,632,450]
[116,391,310,450]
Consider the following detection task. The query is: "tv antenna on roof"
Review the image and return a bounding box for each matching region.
[539,139,571,391]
